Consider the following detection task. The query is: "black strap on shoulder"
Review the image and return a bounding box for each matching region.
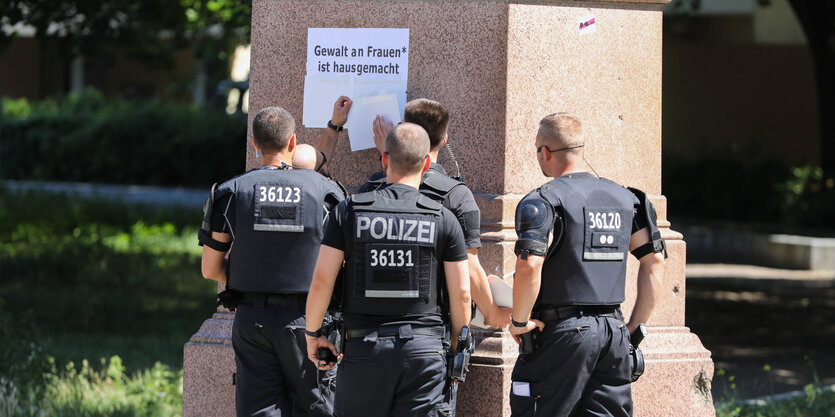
[198,228,232,252]
[416,195,443,212]
[351,192,376,205]
[201,183,219,231]
[332,179,348,199]
[421,170,463,197]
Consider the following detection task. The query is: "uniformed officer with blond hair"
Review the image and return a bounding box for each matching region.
[508,113,666,417]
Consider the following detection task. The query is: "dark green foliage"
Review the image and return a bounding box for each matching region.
[664,145,835,229]
[0,297,54,406]
[0,188,213,416]
[0,90,246,188]
[716,371,835,417]
[0,0,251,68]
[0,186,217,370]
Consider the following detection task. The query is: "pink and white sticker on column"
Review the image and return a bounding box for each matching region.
[579,15,597,35]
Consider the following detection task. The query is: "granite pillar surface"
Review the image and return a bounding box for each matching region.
[184,1,715,416]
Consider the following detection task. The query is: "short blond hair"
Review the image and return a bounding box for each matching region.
[538,113,584,159]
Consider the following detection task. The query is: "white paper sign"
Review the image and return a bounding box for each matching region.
[303,28,410,150]
[302,77,356,129]
[343,94,402,151]
[306,28,409,80]
[302,77,408,129]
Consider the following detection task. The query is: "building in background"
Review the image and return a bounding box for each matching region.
[663,0,820,165]
[0,25,198,102]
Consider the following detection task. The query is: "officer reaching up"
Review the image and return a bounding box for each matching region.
[508,113,666,417]
[199,100,350,417]
[305,122,472,417]
[361,98,511,330]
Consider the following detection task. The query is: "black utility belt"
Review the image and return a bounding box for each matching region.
[345,324,446,340]
[237,292,307,311]
[533,305,622,322]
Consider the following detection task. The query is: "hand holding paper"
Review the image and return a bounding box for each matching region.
[372,115,394,154]
[332,96,353,126]
[343,94,402,152]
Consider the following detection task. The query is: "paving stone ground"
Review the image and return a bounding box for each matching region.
[686,264,835,402]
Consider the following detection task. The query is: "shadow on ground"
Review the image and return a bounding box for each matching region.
[686,266,835,402]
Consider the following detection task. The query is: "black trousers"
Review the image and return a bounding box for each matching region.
[510,315,633,417]
[232,304,336,417]
[334,325,449,417]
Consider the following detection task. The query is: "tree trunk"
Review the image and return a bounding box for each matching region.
[787,0,835,174]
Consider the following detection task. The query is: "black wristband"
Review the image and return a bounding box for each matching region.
[327,120,343,132]
[511,318,529,328]
[304,328,322,338]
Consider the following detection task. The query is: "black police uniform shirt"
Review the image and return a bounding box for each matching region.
[322,183,469,330]
[359,163,482,249]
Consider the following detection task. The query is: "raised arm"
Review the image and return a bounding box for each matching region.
[315,96,352,165]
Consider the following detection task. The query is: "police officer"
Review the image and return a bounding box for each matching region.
[199,100,351,417]
[304,122,472,417]
[508,113,666,417]
[360,98,511,330]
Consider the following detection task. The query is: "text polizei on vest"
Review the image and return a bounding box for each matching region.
[356,216,436,244]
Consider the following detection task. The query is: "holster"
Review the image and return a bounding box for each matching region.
[629,323,648,382]
[630,346,645,382]
[447,326,474,383]
[519,329,540,355]
[216,288,242,311]
[324,313,345,355]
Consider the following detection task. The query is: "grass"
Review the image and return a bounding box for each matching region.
[714,368,835,417]
[716,385,835,417]
[0,187,217,415]
[1,358,183,417]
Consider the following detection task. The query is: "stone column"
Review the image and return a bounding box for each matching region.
[183,1,715,416]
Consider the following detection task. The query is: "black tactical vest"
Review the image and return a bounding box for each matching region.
[341,191,445,316]
[420,169,464,203]
[360,166,464,205]
[536,175,637,307]
[217,167,332,294]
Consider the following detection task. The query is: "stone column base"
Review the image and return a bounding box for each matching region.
[183,312,236,417]
[634,326,715,417]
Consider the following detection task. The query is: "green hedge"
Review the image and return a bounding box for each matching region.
[663,146,835,230]
[0,188,212,416]
[1,90,246,188]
